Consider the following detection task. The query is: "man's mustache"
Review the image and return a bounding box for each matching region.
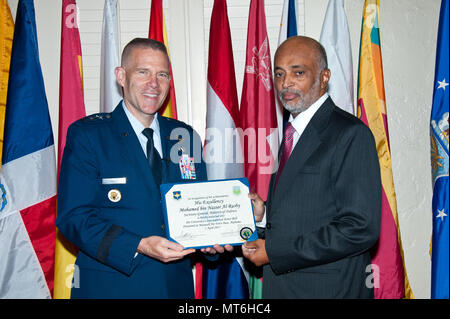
[278,88,303,101]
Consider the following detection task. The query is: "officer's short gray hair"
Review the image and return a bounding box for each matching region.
[121,38,169,66]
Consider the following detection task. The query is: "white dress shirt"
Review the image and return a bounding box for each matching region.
[288,92,329,154]
[122,101,163,158]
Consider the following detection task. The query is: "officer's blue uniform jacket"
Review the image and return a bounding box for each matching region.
[57,102,207,298]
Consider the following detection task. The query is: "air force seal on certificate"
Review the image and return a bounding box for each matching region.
[173,191,182,200]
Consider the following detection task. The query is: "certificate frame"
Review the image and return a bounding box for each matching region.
[160,178,258,249]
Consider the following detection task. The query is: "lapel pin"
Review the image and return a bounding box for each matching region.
[108,189,122,203]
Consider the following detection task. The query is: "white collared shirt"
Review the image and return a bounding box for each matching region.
[122,101,163,158]
[288,92,329,153]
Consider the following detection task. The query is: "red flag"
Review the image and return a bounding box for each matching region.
[58,0,86,176]
[148,0,177,119]
[239,0,278,300]
[240,0,278,201]
[54,0,86,299]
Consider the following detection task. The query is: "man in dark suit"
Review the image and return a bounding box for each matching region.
[243,36,381,298]
[57,38,224,298]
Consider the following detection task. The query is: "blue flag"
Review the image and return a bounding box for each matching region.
[2,0,54,165]
[430,0,449,300]
[287,0,297,38]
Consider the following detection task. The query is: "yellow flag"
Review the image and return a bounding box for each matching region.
[149,0,177,119]
[0,0,14,166]
[357,0,413,299]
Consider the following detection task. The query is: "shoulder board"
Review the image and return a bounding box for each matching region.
[81,113,112,123]
[160,115,191,128]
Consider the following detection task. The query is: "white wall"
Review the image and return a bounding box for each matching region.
[6,0,440,298]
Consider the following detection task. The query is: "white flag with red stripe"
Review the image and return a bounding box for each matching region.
[204,0,243,180]
[199,0,249,299]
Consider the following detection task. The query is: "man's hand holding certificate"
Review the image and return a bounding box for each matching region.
[160,178,258,249]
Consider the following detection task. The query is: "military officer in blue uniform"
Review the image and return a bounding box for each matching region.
[57,38,220,298]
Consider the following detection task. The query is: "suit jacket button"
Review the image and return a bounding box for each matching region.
[161,224,165,231]
[266,223,271,229]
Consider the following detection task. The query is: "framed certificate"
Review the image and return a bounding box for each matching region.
[160,178,258,249]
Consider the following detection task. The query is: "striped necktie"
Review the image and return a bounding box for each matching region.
[274,122,296,188]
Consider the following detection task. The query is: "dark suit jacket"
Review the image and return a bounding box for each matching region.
[262,97,381,298]
[57,103,207,298]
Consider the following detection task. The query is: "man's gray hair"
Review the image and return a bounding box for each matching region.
[316,41,328,72]
[121,38,169,66]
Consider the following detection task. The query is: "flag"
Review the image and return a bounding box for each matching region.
[0,0,56,298]
[200,0,248,299]
[357,0,413,299]
[204,0,243,181]
[240,0,278,299]
[53,0,86,299]
[100,0,122,112]
[276,0,299,141]
[148,0,177,119]
[430,0,448,300]
[278,0,299,45]
[319,0,354,114]
[0,0,14,167]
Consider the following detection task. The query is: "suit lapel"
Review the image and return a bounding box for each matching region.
[272,126,322,204]
[110,105,159,193]
[158,116,178,182]
[158,117,178,161]
[271,98,334,206]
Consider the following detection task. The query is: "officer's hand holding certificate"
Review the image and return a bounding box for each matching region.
[160,178,258,249]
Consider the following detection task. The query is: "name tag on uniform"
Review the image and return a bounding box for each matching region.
[102,177,127,185]
[179,154,196,180]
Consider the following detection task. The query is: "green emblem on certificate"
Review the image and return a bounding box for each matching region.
[240,227,253,240]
